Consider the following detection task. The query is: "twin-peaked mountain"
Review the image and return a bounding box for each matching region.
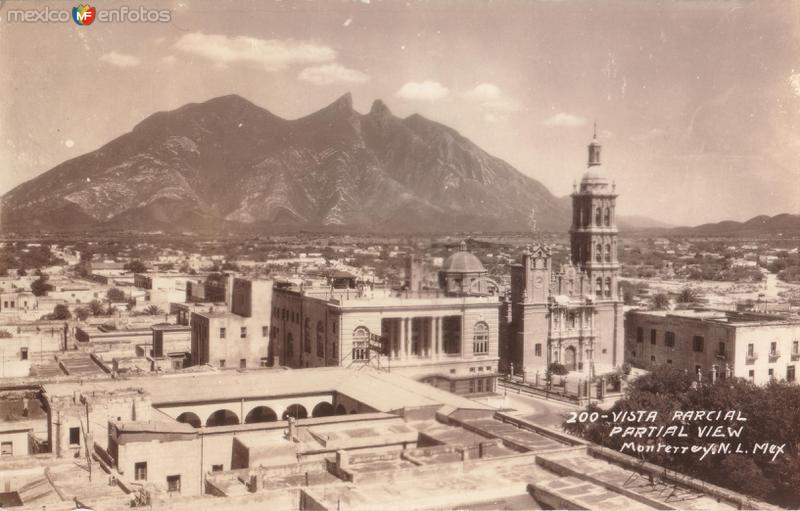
[1,93,572,233]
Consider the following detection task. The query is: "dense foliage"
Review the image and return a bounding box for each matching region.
[563,366,800,507]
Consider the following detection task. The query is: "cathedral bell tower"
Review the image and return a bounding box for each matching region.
[569,125,620,301]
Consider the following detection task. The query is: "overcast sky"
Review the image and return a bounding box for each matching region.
[1,0,799,226]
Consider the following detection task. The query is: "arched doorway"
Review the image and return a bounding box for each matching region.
[564,346,577,371]
[282,404,308,420]
[176,412,201,428]
[244,406,278,424]
[206,409,239,427]
[312,402,335,418]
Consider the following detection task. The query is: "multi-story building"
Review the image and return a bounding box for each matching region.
[270,246,501,395]
[190,277,272,370]
[502,131,624,377]
[625,308,800,385]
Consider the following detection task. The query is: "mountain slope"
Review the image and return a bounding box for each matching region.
[1,93,570,233]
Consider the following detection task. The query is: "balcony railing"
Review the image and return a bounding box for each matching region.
[791,348,800,360]
[715,351,727,360]
[745,352,758,363]
[769,350,781,361]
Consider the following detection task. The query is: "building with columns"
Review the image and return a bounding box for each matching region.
[270,245,501,395]
[502,131,624,377]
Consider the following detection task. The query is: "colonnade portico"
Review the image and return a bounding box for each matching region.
[381,314,460,361]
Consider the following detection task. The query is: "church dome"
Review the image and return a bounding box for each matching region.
[441,244,486,273]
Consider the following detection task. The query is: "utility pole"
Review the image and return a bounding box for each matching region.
[83,398,92,482]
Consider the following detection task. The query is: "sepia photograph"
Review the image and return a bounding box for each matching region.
[0,0,799,509]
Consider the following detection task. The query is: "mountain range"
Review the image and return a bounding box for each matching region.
[664,214,800,237]
[1,93,586,234]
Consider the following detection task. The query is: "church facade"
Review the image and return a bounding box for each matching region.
[501,132,624,377]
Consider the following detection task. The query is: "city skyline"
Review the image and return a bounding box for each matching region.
[1,0,799,226]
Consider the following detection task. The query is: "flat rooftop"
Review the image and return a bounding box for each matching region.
[42,366,493,412]
[630,308,800,326]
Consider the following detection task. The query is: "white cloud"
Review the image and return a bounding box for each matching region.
[790,72,800,97]
[99,52,141,68]
[173,33,336,71]
[396,81,450,102]
[543,112,587,127]
[464,83,501,102]
[463,83,520,118]
[298,63,369,85]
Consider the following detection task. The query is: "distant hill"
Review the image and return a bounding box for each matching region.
[1,93,574,234]
[667,214,800,236]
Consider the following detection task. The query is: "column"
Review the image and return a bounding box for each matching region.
[393,319,400,358]
[400,318,409,360]
[426,318,433,358]
[436,316,443,357]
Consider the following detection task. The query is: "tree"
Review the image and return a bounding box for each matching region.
[676,287,698,303]
[88,300,106,316]
[143,305,163,316]
[30,276,53,297]
[547,362,569,376]
[0,330,12,338]
[124,260,147,273]
[74,307,90,321]
[52,304,71,320]
[651,293,670,310]
[106,288,126,302]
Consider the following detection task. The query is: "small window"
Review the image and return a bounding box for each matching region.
[650,355,656,362]
[219,359,226,368]
[167,475,181,493]
[134,462,147,481]
[748,369,755,381]
[240,327,247,339]
[535,343,542,357]
[262,326,268,337]
[650,330,656,345]
[788,365,795,382]
[636,327,643,343]
[449,381,456,393]
[665,331,675,348]
[667,359,672,364]
[211,464,223,472]
[20,348,28,361]
[1,442,12,456]
[692,336,704,353]
[219,327,226,339]
[69,427,80,446]
[239,359,246,369]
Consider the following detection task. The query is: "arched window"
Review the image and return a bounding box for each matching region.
[604,207,611,226]
[595,278,603,297]
[304,318,311,353]
[316,321,324,358]
[568,312,576,329]
[582,207,590,227]
[605,277,612,298]
[473,322,489,355]
[605,244,611,262]
[595,207,602,226]
[286,332,294,357]
[595,244,602,263]
[352,326,370,361]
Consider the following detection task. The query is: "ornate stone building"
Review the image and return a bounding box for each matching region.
[502,131,624,377]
